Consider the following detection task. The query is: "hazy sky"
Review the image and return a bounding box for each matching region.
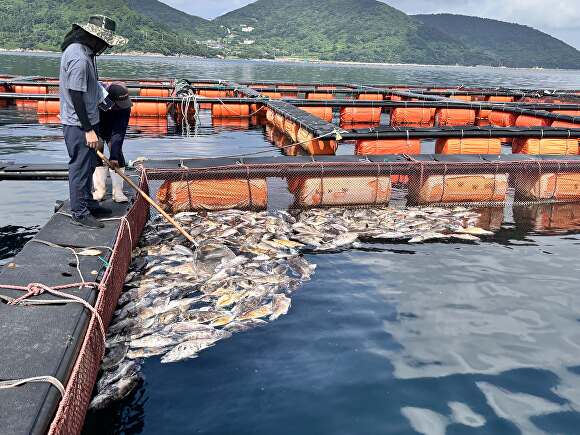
[160,0,580,49]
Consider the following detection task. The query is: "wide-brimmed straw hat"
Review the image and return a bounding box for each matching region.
[73,15,128,47]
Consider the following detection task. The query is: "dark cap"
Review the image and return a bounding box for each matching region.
[107,82,132,110]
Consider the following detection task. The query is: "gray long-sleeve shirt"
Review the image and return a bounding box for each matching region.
[59,43,100,127]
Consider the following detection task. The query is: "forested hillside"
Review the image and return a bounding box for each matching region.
[414,14,580,69]
[0,0,217,56]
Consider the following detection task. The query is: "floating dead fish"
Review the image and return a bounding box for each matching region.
[92,205,496,408]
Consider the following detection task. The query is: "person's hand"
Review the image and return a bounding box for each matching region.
[109,160,120,169]
[85,130,99,149]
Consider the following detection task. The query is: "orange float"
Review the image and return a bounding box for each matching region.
[307,93,333,100]
[436,108,476,126]
[449,95,472,101]
[211,103,250,118]
[37,100,60,115]
[488,111,517,127]
[284,119,300,142]
[156,179,268,212]
[512,138,578,155]
[340,107,382,123]
[514,115,551,127]
[390,107,435,127]
[197,89,228,98]
[355,139,421,155]
[139,88,170,97]
[131,102,167,117]
[514,172,580,201]
[297,127,337,155]
[435,138,502,154]
[408,173,508,204]
[298,106,333,122]
[289,176,391,207]
[358,94,383,101]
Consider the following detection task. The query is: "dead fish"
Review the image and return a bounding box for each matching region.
[457,227,494,236]
[238,303,273,321]
[101,342,129,371]
[89,374,141,410]
[97,360,140,392]
[160,338,220,363]
[130,332,180,349]
[270,294,291,320]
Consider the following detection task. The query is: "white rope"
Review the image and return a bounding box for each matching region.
[0,376,65,397]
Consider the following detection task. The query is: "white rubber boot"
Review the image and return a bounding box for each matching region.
[110,168,129,203]
[92,166,108,201]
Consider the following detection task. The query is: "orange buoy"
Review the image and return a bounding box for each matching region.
[486,96,514,103]
[435,138,502,154]
[37,100,60,115]
[307,93,333,100]
[274,113,285,130]
[514,172,580,201]
[514,115,551,127]
[317,86,336,91]
[512,138,579,155]
[266,108,276,124]
[340,107,382,123]
[390,107,435,127]
[156,179,268,212]
[488,111,517,127]
[289,176,391,207]
[358,94,383,101]
[355,139,421,155]
[408,173,508,204]
[13,85,48,94]
[131,102,167,117]
[298,106,333,122]
[436,108,476,126]
[139,88,170,97]
[197,89,228,98]
[284,119,300,142]
[211,103,250,118]
[297,127,337,155]
[449,95,472,101]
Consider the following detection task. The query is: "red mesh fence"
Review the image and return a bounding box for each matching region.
[47,174,149,435]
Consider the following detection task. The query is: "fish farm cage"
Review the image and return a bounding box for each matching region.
[2,73,580,435]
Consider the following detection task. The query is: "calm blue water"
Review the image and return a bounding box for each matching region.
[2,53,580,435]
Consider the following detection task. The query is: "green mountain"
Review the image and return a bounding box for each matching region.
[214,0,494,65]
[414,14,580,69]
[0,0,218,56]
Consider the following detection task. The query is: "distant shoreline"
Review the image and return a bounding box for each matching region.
[0,47,564,71]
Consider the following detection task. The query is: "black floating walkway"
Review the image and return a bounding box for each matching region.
[0,197,135,435]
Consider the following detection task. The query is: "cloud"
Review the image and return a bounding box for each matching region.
[160,0,580,48]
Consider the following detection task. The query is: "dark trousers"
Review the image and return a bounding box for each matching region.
[63,124,99,219]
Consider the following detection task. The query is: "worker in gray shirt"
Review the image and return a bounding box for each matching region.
[59,15,127,229]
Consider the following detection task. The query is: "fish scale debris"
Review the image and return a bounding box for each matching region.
[91,206,493,408]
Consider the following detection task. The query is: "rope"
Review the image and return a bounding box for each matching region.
[0,282,106,345]
[0,376,65,397]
